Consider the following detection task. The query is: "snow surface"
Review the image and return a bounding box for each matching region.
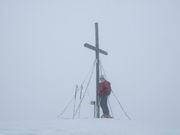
[0,119,179,135]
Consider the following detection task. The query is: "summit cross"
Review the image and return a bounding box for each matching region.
[84,22,108,118]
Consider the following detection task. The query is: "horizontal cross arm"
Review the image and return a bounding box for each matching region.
[84,43,108,55]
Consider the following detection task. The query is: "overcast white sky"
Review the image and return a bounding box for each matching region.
[0,0,180,129]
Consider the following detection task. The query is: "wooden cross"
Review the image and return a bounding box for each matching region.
[84,22,108,118]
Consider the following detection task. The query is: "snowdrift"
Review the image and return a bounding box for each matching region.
[0,119,179,135]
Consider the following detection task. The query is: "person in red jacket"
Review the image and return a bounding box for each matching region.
[98,75,112,118]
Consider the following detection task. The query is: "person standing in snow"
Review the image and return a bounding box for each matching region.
[98,75,112,118]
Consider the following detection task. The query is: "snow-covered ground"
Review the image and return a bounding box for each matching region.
[0,119,179,135]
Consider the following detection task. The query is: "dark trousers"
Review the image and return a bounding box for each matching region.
[99,94,109,115]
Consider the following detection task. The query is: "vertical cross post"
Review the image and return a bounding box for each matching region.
[95,23,100,118]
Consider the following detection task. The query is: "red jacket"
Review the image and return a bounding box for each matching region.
[98,80,111,94]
